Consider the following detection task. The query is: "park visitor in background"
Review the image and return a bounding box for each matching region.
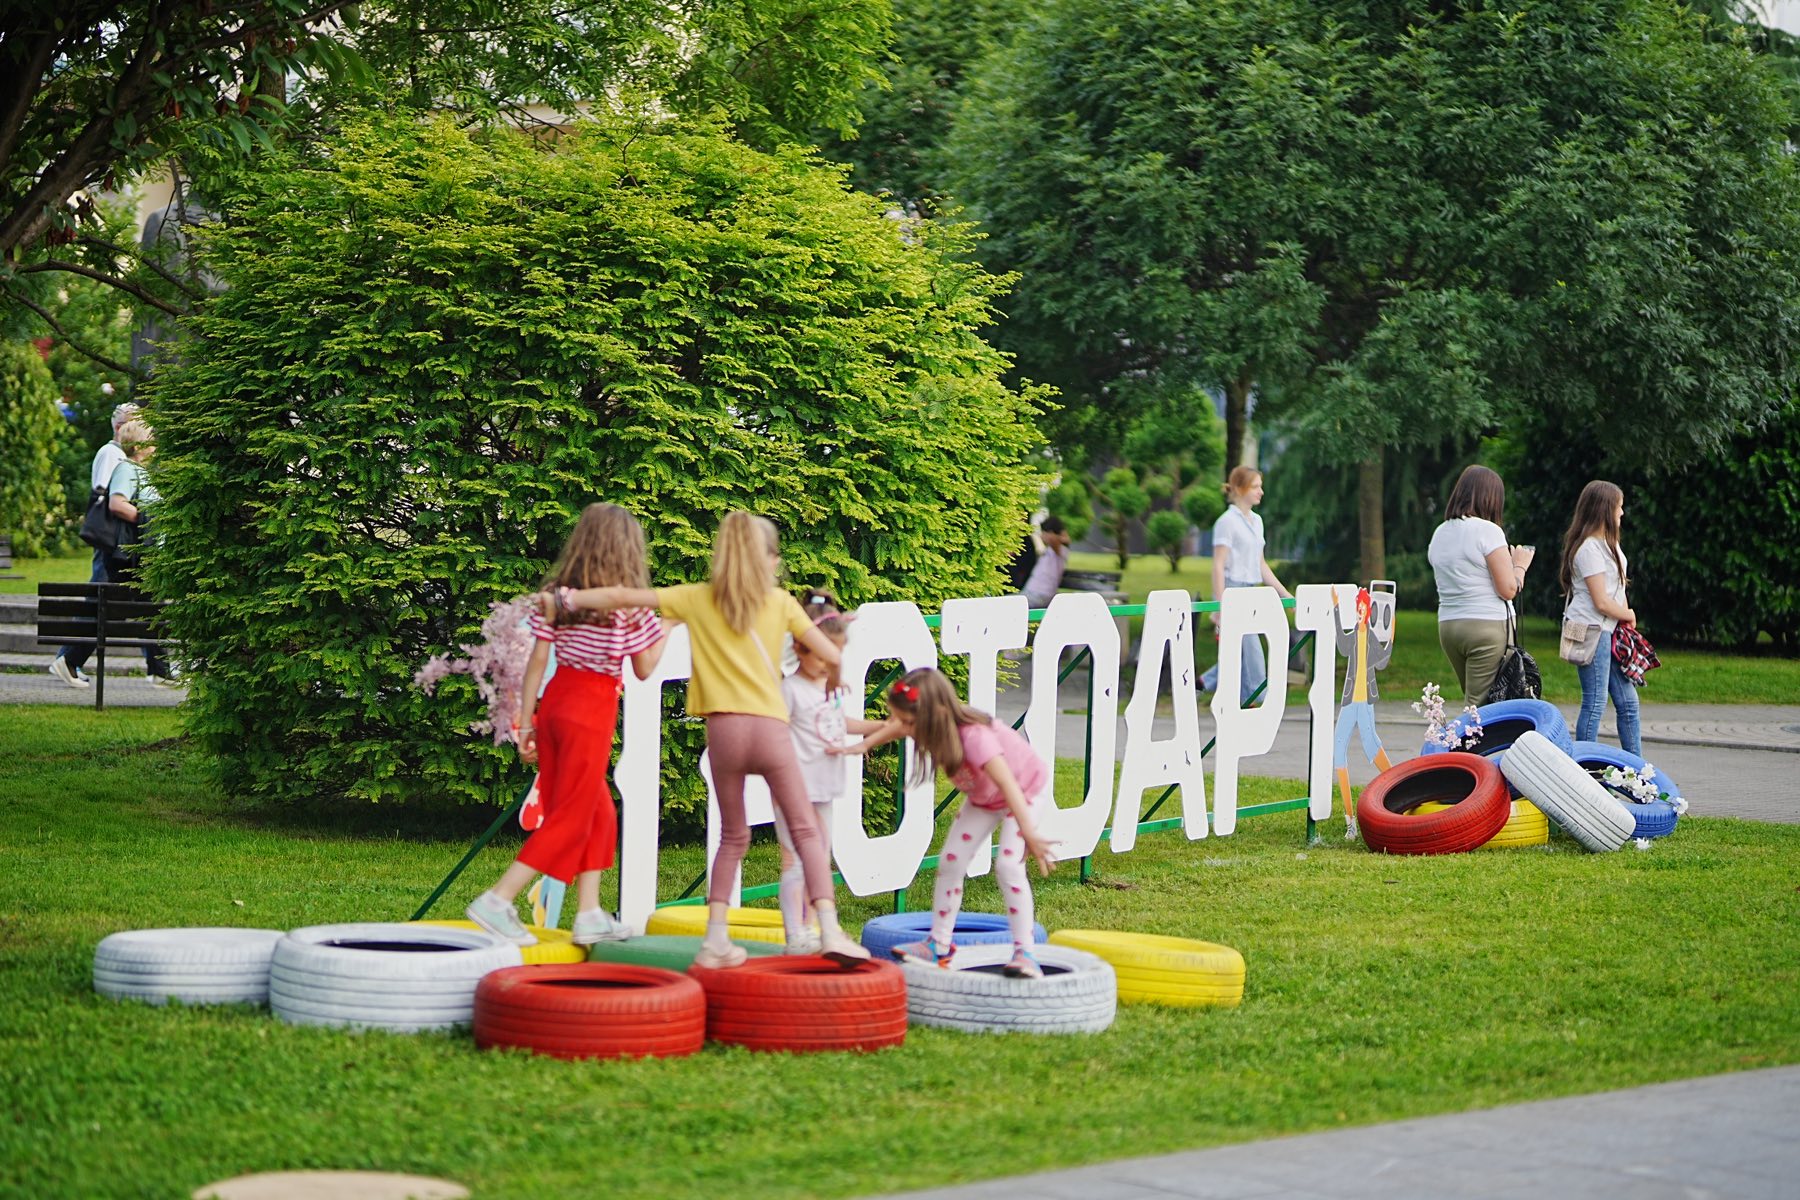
[49,402,140,689]
[1202,466,1291,701]
[1428,465,1534,703]
[1558,480,1641,755]
[1019,515,1071,608]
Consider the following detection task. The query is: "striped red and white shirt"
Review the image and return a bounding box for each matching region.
[526,606,661,677]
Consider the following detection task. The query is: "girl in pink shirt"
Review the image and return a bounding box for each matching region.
[838,667,1057,978]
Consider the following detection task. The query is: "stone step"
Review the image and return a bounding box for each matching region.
[0,630,49,655]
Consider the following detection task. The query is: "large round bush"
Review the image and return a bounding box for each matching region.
[146,114,1046,808]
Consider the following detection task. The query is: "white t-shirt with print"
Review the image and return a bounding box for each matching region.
[781,672,848,804]
[1429,517,1509,621]
[1564,536,1628,633]
[1211,507,1265,585]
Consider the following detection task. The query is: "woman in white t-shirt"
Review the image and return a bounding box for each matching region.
[1427,465,1535,703]
[1558,480,1640,754]
[1201,466,1291,702]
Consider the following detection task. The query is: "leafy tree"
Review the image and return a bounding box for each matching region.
[943,0,1800,580]
[1044,477,1092,543]
[1094,467,1148,570]
[143,113,1046,812]
[1,0,892,346]
[0,340,62,555]
[1145,509,1190,572]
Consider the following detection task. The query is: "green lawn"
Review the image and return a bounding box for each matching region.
[0,549,92,594]
[1069,551,1800,706]
[4,706,1797,1198]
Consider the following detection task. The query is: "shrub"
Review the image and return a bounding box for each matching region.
[145,114,1047,818]
[1145,508,1191,570]
[0,341,64,556]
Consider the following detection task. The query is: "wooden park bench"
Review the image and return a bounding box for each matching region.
[36,582,174,710]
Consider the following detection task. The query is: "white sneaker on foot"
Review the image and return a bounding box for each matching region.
[783,929,822,956]
[465,891,536,946]
[1344,818,1360,842]
[692,941,748,969]
[49,658,89,689]
[570,909,631,945]
[818,926,870,966]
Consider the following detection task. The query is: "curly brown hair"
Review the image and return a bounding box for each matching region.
[543,503,650,625]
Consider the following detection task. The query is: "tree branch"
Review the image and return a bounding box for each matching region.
[18,258,189,317]
[0,29,63,178]
[78,231,206,300]
[3,285,144,379]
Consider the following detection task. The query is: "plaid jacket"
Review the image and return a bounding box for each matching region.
[1611,624,1659,685]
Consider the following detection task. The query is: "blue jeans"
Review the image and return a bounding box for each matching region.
[1575,627,1640,755]
[1201,581,1268,704]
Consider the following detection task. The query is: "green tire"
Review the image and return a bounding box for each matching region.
[585,935,782,972]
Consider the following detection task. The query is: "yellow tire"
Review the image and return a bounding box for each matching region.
[1413,799,1548,848]
[1047,930,1245,1008]
[643,905,786,945]
[412,920,587,965]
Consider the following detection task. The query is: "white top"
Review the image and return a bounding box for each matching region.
[1212,507,1265,585]
[1563,536,1628,633]
[1021,545,1066,606]
[782,672,848,803]
[1429,517,1509,621]
[91,441,127,491]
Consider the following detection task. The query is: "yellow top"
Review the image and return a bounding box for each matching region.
[658,583,813,721]
[1353,623,1370,703]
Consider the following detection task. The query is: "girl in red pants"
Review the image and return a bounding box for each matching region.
[557,511,869,969]
[465,504,668,948]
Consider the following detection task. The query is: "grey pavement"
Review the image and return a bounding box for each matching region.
[0,658,185,707]
[861,1065,1800,1200]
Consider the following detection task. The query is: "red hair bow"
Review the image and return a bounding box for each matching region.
[890,681,919,704]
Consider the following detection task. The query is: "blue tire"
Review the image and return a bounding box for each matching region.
[859,912,1048,961]
[1568,741,1682,839]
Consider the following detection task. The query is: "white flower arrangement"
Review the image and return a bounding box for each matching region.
[1414,683,1486,751]
[1600,763,1688,815]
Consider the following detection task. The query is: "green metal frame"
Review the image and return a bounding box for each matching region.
[415,597,1318,919]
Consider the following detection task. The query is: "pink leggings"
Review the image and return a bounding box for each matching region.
[931,797,1037,950]
[706,714,834,907]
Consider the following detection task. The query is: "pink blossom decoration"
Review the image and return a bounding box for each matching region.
[414,595,540,745]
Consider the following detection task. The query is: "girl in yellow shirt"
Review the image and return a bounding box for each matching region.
[556,511,870,969]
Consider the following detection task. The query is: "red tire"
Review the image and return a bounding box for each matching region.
[473,963,705,1061]
[1358,753,1510,855]
[688,955,908,1053]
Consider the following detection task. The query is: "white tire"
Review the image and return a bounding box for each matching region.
[269,923,522,1033]
[1500,731,1636,853]
[899,944,1116,1035]
[93,928,283,1006]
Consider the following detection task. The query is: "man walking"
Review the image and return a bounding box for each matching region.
[48,402,136,688]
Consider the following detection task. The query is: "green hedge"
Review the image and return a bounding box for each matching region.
[144,114,1046,818]
[0,341,63,556]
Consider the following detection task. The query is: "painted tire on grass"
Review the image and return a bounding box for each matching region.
[1420,698,1574,759]
[1499,731,1635,852]
[859,912,1048,962]
[93,928,283,1006]
[412,919,586,965]
[688,957,907,1052]
[1356,753,1511,855]
[1413,799,1549,849]
[644,905,785,944]
[473,963,705,1060]
[897,944,1114,1034]
[1568,741,1682,839]
[1047,930,1244,1008]
[586,935,782,972]
[269,923,522,1033]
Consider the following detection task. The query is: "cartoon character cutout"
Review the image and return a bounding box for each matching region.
[1333,583,1396,838]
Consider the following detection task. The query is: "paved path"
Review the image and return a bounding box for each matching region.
[0,661,184,707]
[861,1065,1800,1200]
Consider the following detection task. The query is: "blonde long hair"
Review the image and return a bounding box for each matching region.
[544,503,650,625]
[711,511,779,633]
[889,667,990,786]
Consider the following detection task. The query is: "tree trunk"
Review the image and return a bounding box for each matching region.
[1357,451,1386,582]
[1224,371,1251,476]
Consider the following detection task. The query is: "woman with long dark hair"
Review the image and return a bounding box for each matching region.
[1559,481,1640,753]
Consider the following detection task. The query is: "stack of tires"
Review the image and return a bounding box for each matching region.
[473,964,706,1060]
[92,928,283,1006]
[1568,742,1683,840]
[268,923,523,1032]
[689,956,909,1052]
[1048,931,1244,1008]
[1498,731,1636,852]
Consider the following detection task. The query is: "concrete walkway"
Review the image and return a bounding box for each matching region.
[862,1065,1800,1200]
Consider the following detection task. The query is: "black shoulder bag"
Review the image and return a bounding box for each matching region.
[77,485,126,553]
[1483,605,1542,703]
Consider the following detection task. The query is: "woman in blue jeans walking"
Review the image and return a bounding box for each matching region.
[1558,481,1640,753]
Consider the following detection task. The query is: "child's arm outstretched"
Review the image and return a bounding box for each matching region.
[556,585,661,614]
[831,719,905,757]
[984,757,1058,876]
[514,639,553,764]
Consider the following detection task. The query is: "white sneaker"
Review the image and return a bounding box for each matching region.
[464,891,536,946]
[783,929,822,956]
[692,941,748,969]
[570,909,631,945]
[48,658,89,689]
[1344,818,1360,842]
[819,926,871,966]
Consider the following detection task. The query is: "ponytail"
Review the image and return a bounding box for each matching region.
[711,511,778,633]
